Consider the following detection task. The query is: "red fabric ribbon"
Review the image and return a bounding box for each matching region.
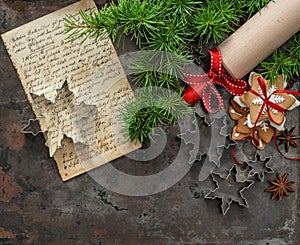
[250,77,286,127]
[239,76,300,161]
[249,76,300,147]
[183,47,247,113]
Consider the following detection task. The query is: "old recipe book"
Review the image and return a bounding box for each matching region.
[1,0,141,181]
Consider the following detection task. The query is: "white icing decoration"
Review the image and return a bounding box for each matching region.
[270,117,286,131]
[233,96,247,108]
[252,83,285,115]
[287,95,300,110]
[230,109,243,117]
[260,121,269,132]
[247,114,263,129]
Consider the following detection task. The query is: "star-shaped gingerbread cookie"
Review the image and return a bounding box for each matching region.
[240,73,299,129]
[229,99,275,150]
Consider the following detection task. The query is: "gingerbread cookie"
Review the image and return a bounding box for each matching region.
[229,101,275,150]
[240,73,298,127]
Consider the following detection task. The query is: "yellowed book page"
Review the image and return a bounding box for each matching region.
[1,0,141,181]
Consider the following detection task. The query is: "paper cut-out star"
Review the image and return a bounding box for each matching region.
[32,82,75,156]
[205,166,254,215]
[32,82,96,157]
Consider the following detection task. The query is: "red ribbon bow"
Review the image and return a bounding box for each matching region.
[183,47,247,113]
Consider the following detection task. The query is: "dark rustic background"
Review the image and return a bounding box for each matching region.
[0,1,299,244]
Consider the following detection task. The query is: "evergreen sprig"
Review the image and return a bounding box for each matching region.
[146,18,189,54]
[128,51,185,89]
[260,34,300,83]
[238,0,273,18]
[120,88,192,143]
[131,71,181,90]
[166,0,202,17]
[65,0,167,47]
[65,6,114,44]
[111,0,165,47]
[190,0,241,44]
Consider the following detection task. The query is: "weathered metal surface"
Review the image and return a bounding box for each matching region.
[0,1,299,244]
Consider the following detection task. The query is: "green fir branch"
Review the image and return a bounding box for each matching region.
[131,71,181,90]
[237,0,273,18]
[64,6,115,44]
[120,88,192,143]
[190,0,241,45]
[128,51,185,90]
[260,34,300,83]
[166,0,202,17]
[111,0,165,47]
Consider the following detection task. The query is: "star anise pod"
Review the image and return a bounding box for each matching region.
[265,172,295,201]
[277,127,300,152]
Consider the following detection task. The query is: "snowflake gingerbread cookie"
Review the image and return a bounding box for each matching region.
[229,72,300,150]
[229,99,275,150]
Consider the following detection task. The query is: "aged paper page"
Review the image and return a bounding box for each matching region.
[1,0,141,180]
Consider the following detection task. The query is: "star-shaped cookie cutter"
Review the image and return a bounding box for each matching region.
[177,112,200,164]
[21,118,44,136]
[247,154,274,182]
[205,165,254,215]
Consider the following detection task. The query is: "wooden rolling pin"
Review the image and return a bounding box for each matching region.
[218,0,300,79]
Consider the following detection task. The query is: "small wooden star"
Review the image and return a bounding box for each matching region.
[277,127,300,152]
[265,172,295,201]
